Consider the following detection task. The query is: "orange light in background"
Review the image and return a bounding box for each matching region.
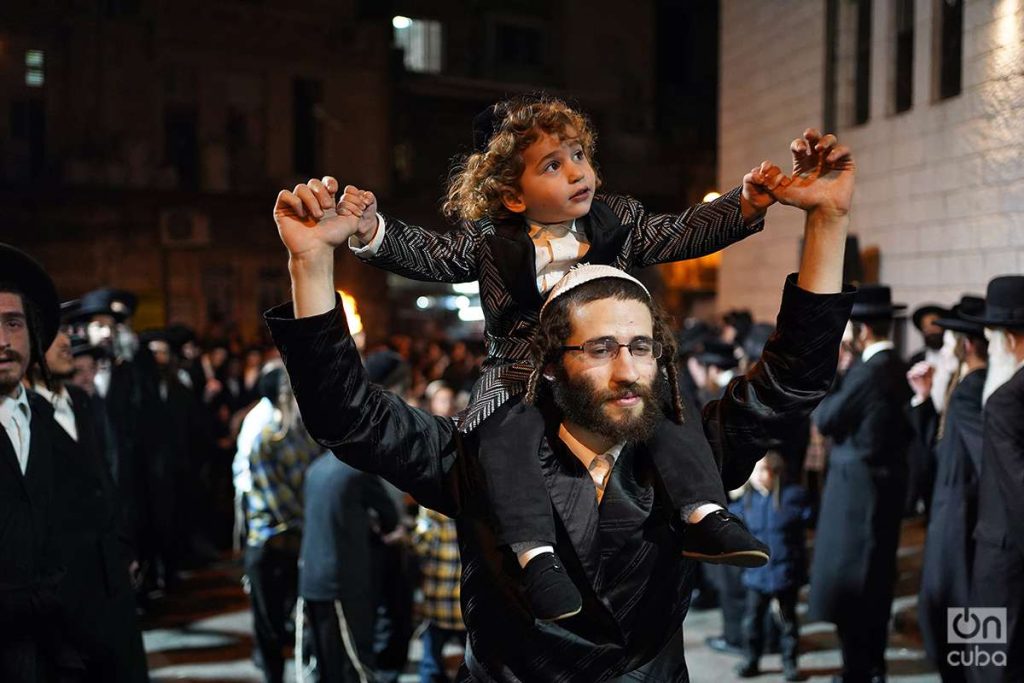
[702,191,721,203]
[337,290,363,335]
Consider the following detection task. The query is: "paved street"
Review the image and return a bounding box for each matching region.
[144,519,940,682]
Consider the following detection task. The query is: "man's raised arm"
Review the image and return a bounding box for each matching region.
[704,129,857,489]
[267,182,461,515]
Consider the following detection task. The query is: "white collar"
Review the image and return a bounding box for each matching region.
[32,382,70,407]
[527,217,578,234]
[1,383,30,415]
[558,423,625,470]
[862,340,895,363]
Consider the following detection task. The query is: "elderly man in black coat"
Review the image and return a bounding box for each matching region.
[0,244,82,681]
[266,133,857,680]
[809,284,913,683]
[965,276,1024,683]
[906,297,988,683]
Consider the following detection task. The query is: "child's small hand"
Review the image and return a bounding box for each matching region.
[337,184,379,242]
[274,176,362,260]
[741,160,783,222]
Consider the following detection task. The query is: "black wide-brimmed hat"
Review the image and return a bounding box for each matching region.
[69,333,109,361]
[695,340,740,371]
[0,243,60,350]
[66,287,138,323]
[850,284,907,320]
[936,295,986,337]
[962,276,1024,328]
[912,304,951,331]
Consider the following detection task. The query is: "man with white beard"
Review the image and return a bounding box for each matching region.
[964,275,1024,683]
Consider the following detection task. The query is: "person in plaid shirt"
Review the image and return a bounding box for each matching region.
[244,367,322,683]
[413,506,466,683]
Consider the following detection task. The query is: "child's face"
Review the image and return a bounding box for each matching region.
[752,458,777,491]
[503,127,596,224]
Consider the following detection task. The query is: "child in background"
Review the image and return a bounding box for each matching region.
[730,452,813,681]
[288,95,832,621]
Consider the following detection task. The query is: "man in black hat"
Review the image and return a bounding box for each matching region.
[906,296,988,682]
[910,304,952,366]
[963,276,1024,683]
[808,283,913,683]
[0,243,82,681]
[28,329,150,682]
[63,289,150,573]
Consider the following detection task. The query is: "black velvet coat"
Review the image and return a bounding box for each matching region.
[808,348,912,630]
[50,385,149,682]
[970,366,1024,683]
[266,276,853,682]
[912,368,985,680]
[0,393,81,682]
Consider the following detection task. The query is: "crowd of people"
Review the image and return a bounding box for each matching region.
[3,92,1022,683]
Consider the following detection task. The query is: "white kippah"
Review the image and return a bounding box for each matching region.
[539,264,651,320]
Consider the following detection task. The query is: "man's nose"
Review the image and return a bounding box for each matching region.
[609,348,640,384]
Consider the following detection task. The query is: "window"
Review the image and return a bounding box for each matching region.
[10,100,46,179]
[163,105,199,189]
[292,78,322,176]
[25,49,44,88]
[495,23,543,68]
[893,0,914,113]
[393,17,443,74]
[855,0,873,124]
[936,0,963,99]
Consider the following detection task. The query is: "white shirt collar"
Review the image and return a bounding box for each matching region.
[558,423,625,470]
[1,384,30,416]
[32,382,69,406]
[527,217,578,235]
[862,340,895,363]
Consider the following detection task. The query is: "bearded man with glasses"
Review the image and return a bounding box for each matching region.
[268,133,857,680]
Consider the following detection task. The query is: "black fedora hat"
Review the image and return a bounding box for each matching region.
[850,284,907,320]
[69,333,108,361]
[962,275,1024,328]
[0,243,60,350]
[936,295,986,337]
[67,287,138,323]
[912,304,951,331]
[695,340,740,371]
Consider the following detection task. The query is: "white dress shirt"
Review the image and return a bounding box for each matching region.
[558,424,625,503]
[0,384,32,474]
[861,340,895,363]
[350,213,591,295]
[33,383,78,442]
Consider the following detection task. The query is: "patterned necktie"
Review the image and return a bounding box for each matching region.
[589,452,614,503]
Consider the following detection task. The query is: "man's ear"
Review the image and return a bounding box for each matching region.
[501,189,527,215]
[542,362,556,381]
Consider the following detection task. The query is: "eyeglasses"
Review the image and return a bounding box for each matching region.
[560,337,663,362]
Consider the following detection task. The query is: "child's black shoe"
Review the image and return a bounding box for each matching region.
[522,552,582,621]
[681,509,769,568]
[735,660,760,678]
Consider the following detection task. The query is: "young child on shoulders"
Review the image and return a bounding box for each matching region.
[287,94,824,622]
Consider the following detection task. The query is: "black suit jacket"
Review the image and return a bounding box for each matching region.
[266,275,853,681]
[49,385,146,673]
[808,347,912,625]
[362,190,763,431]
[0,392,81,681]
[974,366,1024,557]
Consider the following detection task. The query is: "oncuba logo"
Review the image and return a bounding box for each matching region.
[947,608,1007,668]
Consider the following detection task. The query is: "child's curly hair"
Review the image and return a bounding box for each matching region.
[443,95,601,223]
[523,277,685,425]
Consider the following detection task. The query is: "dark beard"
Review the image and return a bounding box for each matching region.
[551,368,665,444]
[924,332,944,351]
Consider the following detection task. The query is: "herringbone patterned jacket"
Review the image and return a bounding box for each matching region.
[359,188,762,432]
